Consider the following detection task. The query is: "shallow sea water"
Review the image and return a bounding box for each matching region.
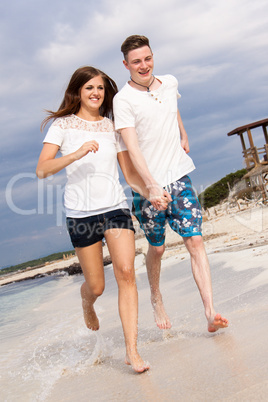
[1,246,268,401]
[0,274,116,401]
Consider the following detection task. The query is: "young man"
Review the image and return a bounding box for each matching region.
[113,35,229,332]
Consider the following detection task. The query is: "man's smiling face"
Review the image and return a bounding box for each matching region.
[123,46,154,86]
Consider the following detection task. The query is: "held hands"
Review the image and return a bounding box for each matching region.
[148,185,172,211]
[74,141,99,160]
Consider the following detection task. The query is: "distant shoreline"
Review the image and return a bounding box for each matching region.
[0,250,76,275]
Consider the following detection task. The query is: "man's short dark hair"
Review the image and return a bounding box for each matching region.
[121,35,151,60]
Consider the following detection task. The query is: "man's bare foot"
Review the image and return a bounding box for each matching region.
[82,299,99,331]
[151,296,172,329]
[125,351,150,373]
[208,313,229,332]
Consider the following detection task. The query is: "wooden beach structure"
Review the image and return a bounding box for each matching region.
[227,118,268,202]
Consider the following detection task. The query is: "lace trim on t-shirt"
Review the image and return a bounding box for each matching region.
[52,115,114,132]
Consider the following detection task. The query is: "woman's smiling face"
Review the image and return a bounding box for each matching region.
[79,75,105,113]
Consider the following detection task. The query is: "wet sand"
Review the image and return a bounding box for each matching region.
[48,243,268,401]
[49,206,268,400]
[1,204,268,401]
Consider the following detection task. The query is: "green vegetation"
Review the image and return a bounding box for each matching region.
[198,169,247,209]
[0,250,74,276]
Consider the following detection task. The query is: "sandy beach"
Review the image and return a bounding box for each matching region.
[1,201,267,286]
[1,202,268,401]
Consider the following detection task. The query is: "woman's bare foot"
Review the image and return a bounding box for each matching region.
[81,299,99,330]
[151,296,172,330]
[208,313,229,332]
[125,351,150,373]
[80,283,99,331]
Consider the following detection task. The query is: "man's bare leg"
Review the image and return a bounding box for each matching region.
[146,243,172,329]
[183,235,229,332]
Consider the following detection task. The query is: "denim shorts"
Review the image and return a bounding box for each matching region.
[132,176,202,246]
[66,208,135,248]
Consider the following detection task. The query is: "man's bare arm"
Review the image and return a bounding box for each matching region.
[120,127,172,208]
[118,151,169,210]
[177,109,190,154]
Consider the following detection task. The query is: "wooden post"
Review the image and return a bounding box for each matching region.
[264,144,268,162]
[262,124,268,162]
[247,129,260,164]
[239,132,247,151]
[262,124,268,143]
[263,125,268,159]
[247,128,255,148]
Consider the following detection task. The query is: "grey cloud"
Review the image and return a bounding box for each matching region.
[1,0,267,267]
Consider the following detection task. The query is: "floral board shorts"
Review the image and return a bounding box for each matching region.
[132,175,202,246]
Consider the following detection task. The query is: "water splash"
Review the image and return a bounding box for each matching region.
[5,326,114,401]
[86,331,113,366]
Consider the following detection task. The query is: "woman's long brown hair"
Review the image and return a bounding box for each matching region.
[41,66,118,131]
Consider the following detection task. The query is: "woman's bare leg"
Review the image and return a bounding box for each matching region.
[75,242,105,331]
[105,228,150,373]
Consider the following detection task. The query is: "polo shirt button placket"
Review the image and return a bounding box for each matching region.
[150,93,161,103]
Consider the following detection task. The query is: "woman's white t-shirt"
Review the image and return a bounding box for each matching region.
[43,114,128,217]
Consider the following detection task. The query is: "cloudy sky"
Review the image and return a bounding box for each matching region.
[1,0,267,268]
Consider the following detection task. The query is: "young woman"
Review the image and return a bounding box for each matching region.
[36,66,153,373]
